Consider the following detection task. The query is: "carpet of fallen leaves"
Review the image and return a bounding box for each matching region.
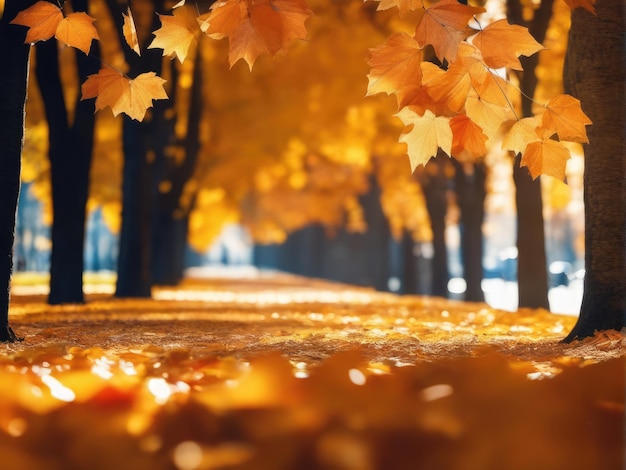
[1,270,624,470]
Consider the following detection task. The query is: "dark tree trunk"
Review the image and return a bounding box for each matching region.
[35,8,99,304]
[453,161,486,302]
[401,230,420,294]
[152,51,202,286]
[419,154,450,298]
[0,2,34,342]
[106,0,166,297]
[562,0,625,341]
[507,0,552,309]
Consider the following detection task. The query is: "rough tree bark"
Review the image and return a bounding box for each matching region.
[507,0,553,309]
[562,0,625,341]
[0,1,35,342]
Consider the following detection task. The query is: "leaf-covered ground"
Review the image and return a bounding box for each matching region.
[1,270,624,470]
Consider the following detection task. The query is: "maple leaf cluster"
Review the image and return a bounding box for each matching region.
[10,0,594,181]
[11,0,313,120]
[366,0,593,180]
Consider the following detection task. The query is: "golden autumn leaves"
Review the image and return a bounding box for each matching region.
[10,0,593,181]
[11,0,312,120]
[365,0,592,180]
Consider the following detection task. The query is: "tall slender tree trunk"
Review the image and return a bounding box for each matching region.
[562,0,625,341]
[453,161,486,302]
[419,153,450,297]
[152,50,202,285]
[507,0,552,309]
[35,10,99,304]
[0,2,34,342]
[105,0,166,297]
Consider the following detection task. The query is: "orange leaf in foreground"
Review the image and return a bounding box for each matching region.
[414,0,485,63]
[149,13,198,63]
[367,33,423,105]
[55,12,99,54]
[81,68,168,121]
[201,0,313,69]
[541,94,592,143]
[563,0,596,14]
[122,7,141,56]
[397,108,452,171]
[472,19,544,70]
[521,139,570,181]
[10,1,63,43]
[450,114,487,158]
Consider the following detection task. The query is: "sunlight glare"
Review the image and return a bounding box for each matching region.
[41,375,76,402]
[421,384,454,402]
[348,368,366,386]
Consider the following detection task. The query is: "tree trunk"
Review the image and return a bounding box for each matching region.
[35,14,99,304]
[420,154,450,298]
[562,0,625,341]
[107,0,165,297]
[507,0,552,309]
[0,2,34,342]
[453,161,486,302]
[152,52,202,286]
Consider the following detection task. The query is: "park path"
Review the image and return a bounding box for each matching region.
[0,270,623,469]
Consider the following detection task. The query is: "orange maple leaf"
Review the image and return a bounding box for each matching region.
[563,0,596,14]
[414,0,485,63]
[122,7,141,56]
[149,11,198,63]
[541,94,592,143]
[367,33,423,106]
[397,108,452,171]
[200,0,313,69]
[521,139,570,181]
[400,62,447,113]
[10,2,99,54]
[55,12,99,54]
[10,1,62,43]
[81,68,168,121]
[450,114,487,158]
[471,19,544,70]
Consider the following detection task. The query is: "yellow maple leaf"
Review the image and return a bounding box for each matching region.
[563,0,596,14]
[541,94,592,143]
[81,68,168,121]
[465,92,513,139]
[397,108,452,171]
[521,138,570,181]
[450,114,487,158]
[55,12,99,54]
[471,19,544,70]
[414,0,485,63]
[10,1,63,43]
[149,12,198,63]
[200,0,313,69]
[367,33,423,105]
[501,116,542,155]
[122,7,141,56]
